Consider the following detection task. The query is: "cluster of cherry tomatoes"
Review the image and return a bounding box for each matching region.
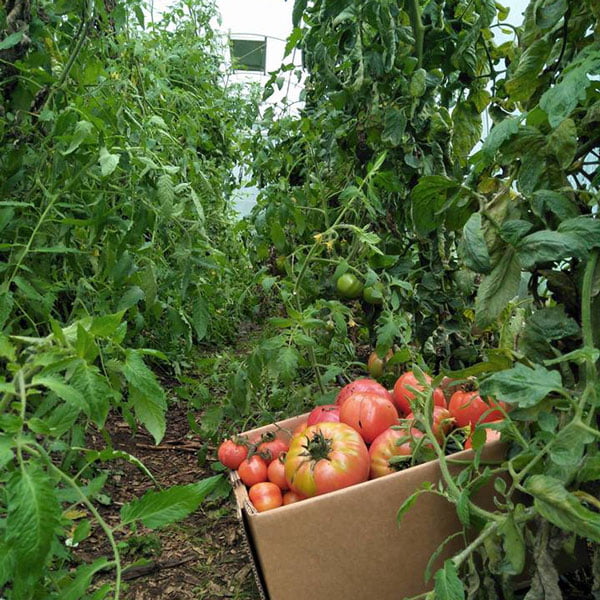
[217,371,506,512]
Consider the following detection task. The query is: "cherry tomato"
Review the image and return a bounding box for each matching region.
[237,455,268,487]
[282,490,305,505]
[336,377,394,407]
[307,404,340,426]
[248,482,283,512]
[217,438,249,470]
[464,425,502,449]
[392,371,446,415]
[256,433,289,464]
[267,455,289,490]
[369,427,424,479]
[405,406,455,442]
[339,391,399,444]
[448,391,506,428]
[285,422,369,497]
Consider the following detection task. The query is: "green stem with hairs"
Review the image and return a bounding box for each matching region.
[406,0,425,68]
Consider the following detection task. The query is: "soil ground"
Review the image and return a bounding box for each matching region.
[78,402,260,600]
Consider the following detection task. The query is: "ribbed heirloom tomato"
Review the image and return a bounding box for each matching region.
[285,422,370,497]
[392,371,446,415]
[369,427,424,479]
[336,377,394,407]
[339,391,399,444]
[306,403,340,426]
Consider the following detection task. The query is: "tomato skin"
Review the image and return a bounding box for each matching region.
[339,391,399,444]
[257,437,289,464]
[285,422,370,497]
[336,378,394,407]
[464,426,502,449]
[367,349,393,379]
[292,420,308,436]
[369,427,423,479]
[237,455,268,487]
[392,371,446,415]
[405,406,455,442]
[217,439,249,470]
[307,404,340,426]
[336,273,363,299]
[267,456,289,490]
[282,490,305,505]
[248,482,283,512]
[448,391,506,428]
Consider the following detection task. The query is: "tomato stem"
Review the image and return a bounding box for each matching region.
[304,431,332,462]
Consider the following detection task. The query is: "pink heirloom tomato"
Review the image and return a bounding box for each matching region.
[339,391,399,444]
[284,422,370,497]
[368,427,424,479]
[336,378,394,407]
[307,404,340,426]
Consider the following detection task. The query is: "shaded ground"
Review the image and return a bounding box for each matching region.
[78,403,260,600]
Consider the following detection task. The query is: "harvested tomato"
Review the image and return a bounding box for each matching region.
[282,490,305,505]
[307,404,340,426]
[336,273,363,299]
[217,438,248,470]
[292,420,308,436]
[257,433,289,464]
[464,425,502,449]
[336,377,394,407]
[369,427,424,479]
[237,455,268,487]
[448,391,506,428]
[267,455,289,490]
[285,422,369,497]
[248,482,283,512]
[392,371,446,415]
[339,391,399,444]
[405,406,455,442]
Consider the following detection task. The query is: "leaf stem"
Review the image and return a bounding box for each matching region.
[406,0,424,68]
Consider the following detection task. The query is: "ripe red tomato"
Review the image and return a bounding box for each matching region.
[282,490,305,505]
[336,377,394,407]
[405,406,455,442]
[237,455,268,487]
[285,422,369,497]
[256,434,289,464]
[217,438,248,470]
[368,427,424,479]
[448,391,506,428]
[307,404,340,426]
[392,371,446,415]
[339,391,399,444]
[248,482,283,512]
[464,425,502,449]
[267,455,289,490]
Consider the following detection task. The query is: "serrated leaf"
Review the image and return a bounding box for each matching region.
[120,475,221,528]
[456,489,471,527]
[505,38,552,102]
[434,560,465,600]
[122,350,167,444]
[6,464,60,580]
[557,216,600,250]
[0,289,14,329]
[61,557,112,600]
[191,293,209,341]
[479,363,562,407]
[478,116,522,163]
[70,361,112,427]
[461,213,491,273]
[0,434,14,469]
[276,346,299,383]
[382,108,406,146]
[89,311,126,337]
[452,101,482,163]
[98,147,120,177]
[292,0,308,27]
[499,514,526,574]
[411,176,459,236]
[475,247,521,328]
[547,118,577,168]
[526,475,600,542]
[0,30,24,50]
[32,375,89,416]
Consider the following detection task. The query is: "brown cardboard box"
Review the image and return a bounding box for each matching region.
[231,413,506,600]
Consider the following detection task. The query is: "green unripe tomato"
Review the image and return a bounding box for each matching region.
[336,273,363,299]
[362,283,384,305]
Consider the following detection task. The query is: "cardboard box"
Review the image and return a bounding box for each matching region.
[231,413,506,600]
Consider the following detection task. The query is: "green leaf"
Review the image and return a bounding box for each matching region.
[499,220,533,246]
[525,475,600,542]
[456,489,471,527]
[478,116,522,163]
[434,560,465,600]
[122,350,167,444]
[516,230,588,269]
[276,346,299,383]
[292,0,308,27]
[69,361,113,427]
[191,293,209,341]
[98,147,120,177]
[0,333,16,362]
[547,118,577,168]
[531,190,580,224]
[499,514,526,574]
[474,247,521,328]
[0,434,14,469]
[89,311,126,337]
[62,120,93,155]
[382,108,406,146]
[411,176,459,236]
[549,426,586,467]
[505,38,552,102]
[558,216,600,250]
[82,448,156,484]
[32,375,89,416]
[6,464,60,580]
[461,213,491,273]
[452,101,482,163]
[0,30,24,50]
[479,363,562,408]
[117,286,145,311]
[61,558,112,600]
[0,289,13,329]
[270,220,287,252]
[120,476,221,528]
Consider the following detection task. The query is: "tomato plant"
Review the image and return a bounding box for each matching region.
[285,422,369,497]
[339,391,399,444]
[248,482,283,512]
[464,426,502,450]
[368,427,424,479]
